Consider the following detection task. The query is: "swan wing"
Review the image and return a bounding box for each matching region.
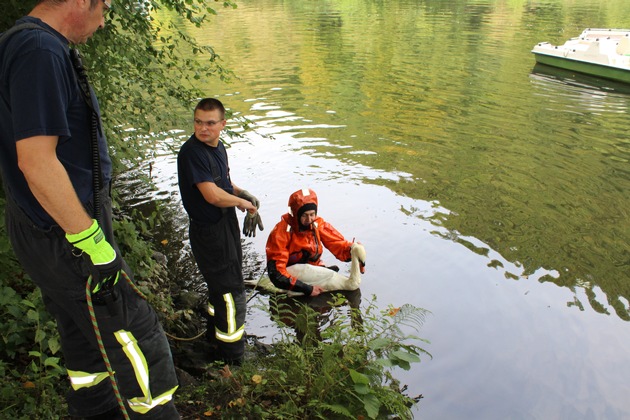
[246,276,304,296]
[287,264,358,291]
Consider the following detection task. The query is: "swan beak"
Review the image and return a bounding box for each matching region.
[360,261,366,274]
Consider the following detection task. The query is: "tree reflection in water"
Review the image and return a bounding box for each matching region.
[268,289,363,345]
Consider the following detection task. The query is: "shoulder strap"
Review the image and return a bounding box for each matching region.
[0,23,95,115]
[0,22,55,45]
[0,23,95,112]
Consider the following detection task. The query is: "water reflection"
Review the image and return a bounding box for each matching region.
[267,289,363,344]
[530,63,630,106]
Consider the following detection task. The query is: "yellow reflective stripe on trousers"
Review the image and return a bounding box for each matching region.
[127,385,179,414]
[114,330,178,414]
[67,369,109,391]
[215,292,245,343]
[115,330,149,395]
[207,301,215,316]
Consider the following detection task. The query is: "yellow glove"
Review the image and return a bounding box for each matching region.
[66,219,122,293]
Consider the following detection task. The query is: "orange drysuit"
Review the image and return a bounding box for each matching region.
[266,188,353,295]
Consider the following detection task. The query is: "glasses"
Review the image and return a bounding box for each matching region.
[194,119,224,128]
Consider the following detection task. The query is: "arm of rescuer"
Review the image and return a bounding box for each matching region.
[16,136,94,234]
[17,136,122,291]
[265,220,324,296]
[196,181,257,213]
[318,219,353,263]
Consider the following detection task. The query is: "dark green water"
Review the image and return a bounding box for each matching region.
[126,1,630,418]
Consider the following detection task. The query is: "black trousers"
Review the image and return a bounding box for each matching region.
[189,208,246,363]
[5,193,180,419]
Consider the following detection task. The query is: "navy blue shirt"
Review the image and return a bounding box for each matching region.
[0,17,112,228]
[177,134,233,223]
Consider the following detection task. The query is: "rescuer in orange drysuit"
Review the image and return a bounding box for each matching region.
[265,188,355,296]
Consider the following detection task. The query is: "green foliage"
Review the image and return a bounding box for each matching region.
[0,194,23,284]
[0,287,67,418]
[113,208,161,280]
[0,287,59,360]
[176,295,430,419]
[77,0,237,170]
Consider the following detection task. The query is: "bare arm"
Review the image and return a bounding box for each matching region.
[197,181,256,213]
[16,135,93,234]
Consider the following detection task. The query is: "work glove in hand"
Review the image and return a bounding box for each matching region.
[243,211,264,237]
[66,219,122,294]
[238,190,261,209]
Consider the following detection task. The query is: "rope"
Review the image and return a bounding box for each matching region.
[165,272,267,340]
[86,273,130,420]
[162,274,269,341]
[246,269,269,303]
[165,329,207,342]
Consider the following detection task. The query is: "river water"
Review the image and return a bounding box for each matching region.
[120,0,630,418]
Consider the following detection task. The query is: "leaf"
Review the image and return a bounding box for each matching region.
[387,307,400,316]
[391,350,421,363]
[34,329,46,344]
[26,309,39,322]
[227,397,245,408]
[363,393,381,419]
[44,357,61,367]
[48,337,61,355]
[354,383,370,395]
[219,365,232,378]
[395,360,411,371]
[21,298,36,309]
[323,404,353,418]
[368,337,391,350]
[374,358,395,368]
[349,369,369,385]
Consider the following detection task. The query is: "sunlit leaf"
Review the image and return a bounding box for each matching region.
[391,350,421,363]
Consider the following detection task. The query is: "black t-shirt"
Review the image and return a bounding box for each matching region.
[0,17,112,228]
[177,134,233,223]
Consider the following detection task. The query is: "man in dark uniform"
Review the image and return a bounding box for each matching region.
[0,1,180,418]
[177,97,263,365]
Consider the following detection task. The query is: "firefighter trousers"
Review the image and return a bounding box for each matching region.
[189,208,246,364]
[5,192,180,419]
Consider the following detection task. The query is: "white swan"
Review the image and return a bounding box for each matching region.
[247,243,366,296]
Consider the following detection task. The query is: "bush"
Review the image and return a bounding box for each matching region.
[0,287,67,418]
[175,294,431,419]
